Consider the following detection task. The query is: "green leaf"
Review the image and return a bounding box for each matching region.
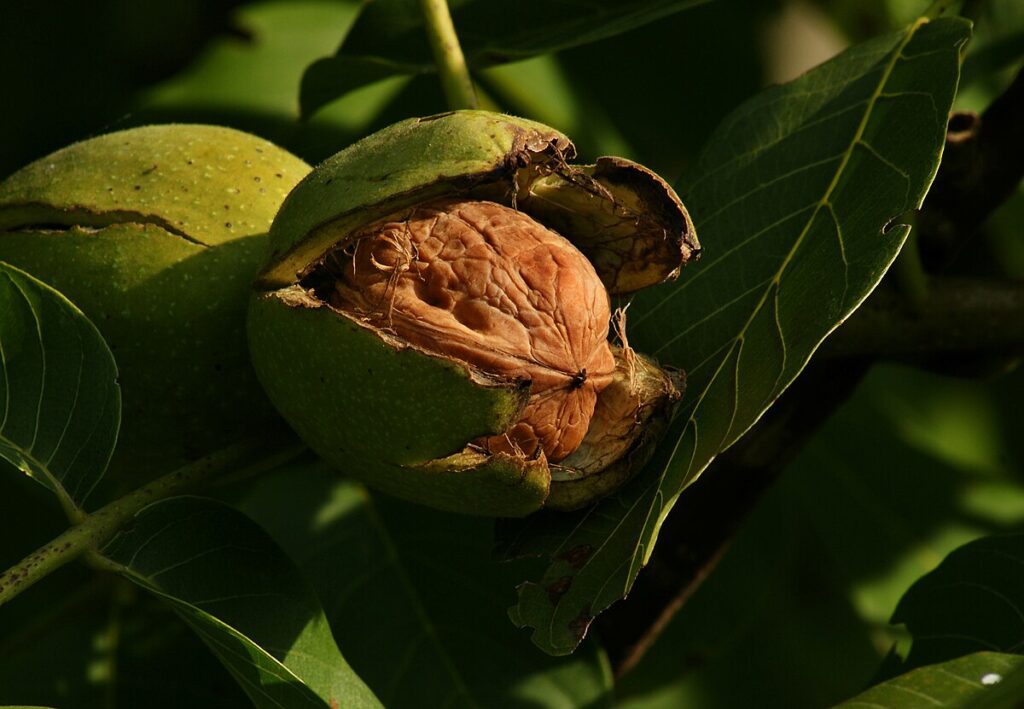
[962,32,1024,87]
[616,363,1024,709]
[502,16,971,655]
[113,592,253,707]
[960,661,1024,709]
[0,469,112,707]
[477,55,634,159]
[614,480,881,709]
[834,653,1024,708]
[133,0,407,166]
[961,0,1024,89]
[891,533,1024,672]
[0,262,120,513]
[234,462,613,709]
[787,364,1024,631]
[97,496,381,709]
[141,1,357,119]
[299,0,707,116]
[137,1,360,140]
[0,575,252,708]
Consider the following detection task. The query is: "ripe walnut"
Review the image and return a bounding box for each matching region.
[329,199,616,462]
[248,110,696,516]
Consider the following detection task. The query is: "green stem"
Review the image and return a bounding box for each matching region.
[419,0,477,109]
[0,436,305,608]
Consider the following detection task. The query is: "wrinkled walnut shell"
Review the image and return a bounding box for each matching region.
[329,199,616,462]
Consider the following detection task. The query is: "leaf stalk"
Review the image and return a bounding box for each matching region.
[0,436,305,608]
[419,0,478,109]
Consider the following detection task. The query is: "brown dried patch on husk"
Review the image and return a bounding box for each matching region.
[515,157,700,295]
[327,199,616,462]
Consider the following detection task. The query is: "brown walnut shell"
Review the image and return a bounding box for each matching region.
[330,199,617,462]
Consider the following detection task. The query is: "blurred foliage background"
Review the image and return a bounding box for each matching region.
[1,0,1022,706]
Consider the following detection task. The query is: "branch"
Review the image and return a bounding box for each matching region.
[596,358,870,677]
[824,277,1024,358]
[0,436,304,608]
[598,273,1024,674]
[420,0,477,110]
[596,273,1024,673]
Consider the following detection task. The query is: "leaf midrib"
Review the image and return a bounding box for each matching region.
[0,266,108,515]
[661,16,929,498]
[0,433,80,516]
[102,556,329,707]
[539,21,931,625]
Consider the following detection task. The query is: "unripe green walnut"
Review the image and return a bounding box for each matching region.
[248,111,699,516]
[0,124,310,480]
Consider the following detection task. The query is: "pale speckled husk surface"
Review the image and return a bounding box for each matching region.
[249,287,550,517]
[0,124,310,483]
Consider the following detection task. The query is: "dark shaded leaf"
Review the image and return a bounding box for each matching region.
[0,567,111,707]
[962,32,1024,87]
[502,16,971,655]
[113,591,252,708]
[234,462,613,709]
[98,496,381,709]
[617,363,1024,708]
[614,480,881,709]
[0,0,238,177]
[892,533,1024,671]
[299,0,706,116]
[960,0,1024,89]
[0,262,119,512]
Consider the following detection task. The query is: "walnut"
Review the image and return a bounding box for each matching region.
[248,110,695,515]
[329,199,617,462]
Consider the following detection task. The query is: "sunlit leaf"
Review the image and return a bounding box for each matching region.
[501,16,971,655]
[98,496,381,709]
[0,262,119,512]
[132,0,408,163]
[140,0,358,121]
[834,653,1024,708]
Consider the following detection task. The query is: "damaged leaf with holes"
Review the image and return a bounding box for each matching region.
[247,110,699,516]
[0,125,311,482]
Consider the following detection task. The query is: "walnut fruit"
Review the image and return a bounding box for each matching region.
[248,111,699,516]
[0,124,310,483]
